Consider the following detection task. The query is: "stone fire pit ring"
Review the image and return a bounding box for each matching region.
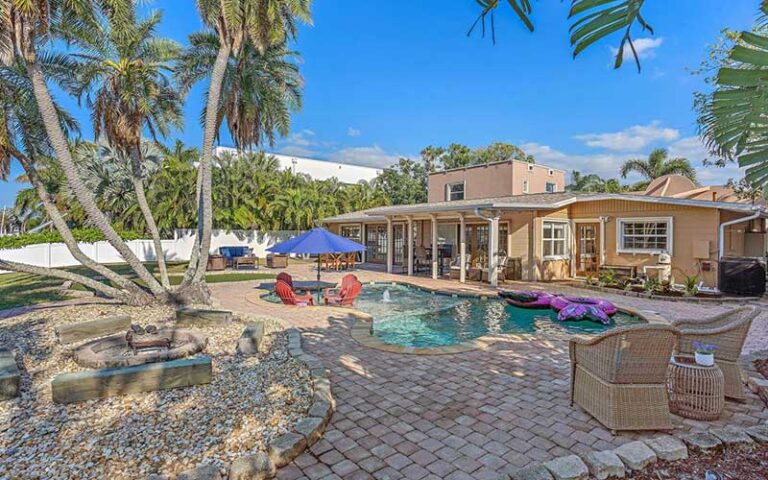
[74,328,208,369]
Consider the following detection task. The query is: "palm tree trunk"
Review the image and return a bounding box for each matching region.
[0,259,126,300]
[190,43,231,283]
[130,145,170,288]
[180,161,204,285]
[25,60,167,298]
[12,146,152,303]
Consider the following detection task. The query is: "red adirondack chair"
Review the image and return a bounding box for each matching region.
[323,274,357,304]
[325,280,363,307]
[276,272,293,288]
[275,280,313,306]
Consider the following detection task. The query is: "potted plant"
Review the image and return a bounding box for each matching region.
[693,341,718,366]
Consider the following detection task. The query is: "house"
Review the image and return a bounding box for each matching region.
[214,147,381,184]
[323,160,768,292]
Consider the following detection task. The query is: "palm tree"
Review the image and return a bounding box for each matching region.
[150,141,199,236]
[177,33,303,149]
[567,171,606,192]
[70,8,181,288]
[620,148,697,190]
[4,0,168,300]
[185,0,312,290]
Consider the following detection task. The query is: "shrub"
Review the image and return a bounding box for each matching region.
[0,228,144,249]
[683,275,700,297]
[644,276,660,294]
[598,269,617,287]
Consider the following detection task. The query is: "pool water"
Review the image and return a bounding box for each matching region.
[263,283,646,348]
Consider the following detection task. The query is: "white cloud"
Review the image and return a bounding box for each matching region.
[610,37,663,61]
[328,145,402,168]
[668,136,746,185]
[522,142,636,179]
[347,127,361,137]
[284,129,316,147]
[575,121,679,151]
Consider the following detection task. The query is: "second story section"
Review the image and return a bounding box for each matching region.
[427,160,567,203]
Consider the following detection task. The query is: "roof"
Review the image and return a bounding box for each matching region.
[214,147,381,184]
[323,191,767,223]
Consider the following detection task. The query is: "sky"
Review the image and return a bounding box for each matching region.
[1,0,762,207]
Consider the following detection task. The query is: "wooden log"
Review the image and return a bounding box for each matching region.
[0,348,20,401]
[51,356,212,404]
[55,315,131,345]
[176,307,233,327]
[237,321,265,355]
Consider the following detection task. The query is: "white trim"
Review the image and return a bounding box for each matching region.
[445,181,466,202]
[522,179,529,194]
[542,218,570,261]
[616,216,674,255]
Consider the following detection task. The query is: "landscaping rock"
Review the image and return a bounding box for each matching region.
[176,307,232,327]
[229,452,276,480]
[710,426,754,447]
[581,450,625,479]
[680,432,722,452]
[0,348,20,401]
[745,424,768,443]
[613,441,657,471]
[268,431,307,468]
[543,454,589,480]
[509,463,555,480]
[294,416,325,446]
[237,321,265,356]
[176,464,222,480]
[308,399,333,427]
[54,315,131,344]
[644,435,688,461]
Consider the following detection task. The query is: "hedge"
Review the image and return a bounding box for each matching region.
[0,228,145,249]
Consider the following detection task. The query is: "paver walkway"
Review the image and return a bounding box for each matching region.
[211,264,768,480]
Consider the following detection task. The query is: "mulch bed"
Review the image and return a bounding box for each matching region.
[626,445,768,479]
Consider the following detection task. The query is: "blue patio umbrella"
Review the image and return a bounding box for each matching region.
[267,227,366,302]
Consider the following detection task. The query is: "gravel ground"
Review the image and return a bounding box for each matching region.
[0,304,312,479]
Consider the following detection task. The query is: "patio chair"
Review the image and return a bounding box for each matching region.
[275,280,314,306]
[570,324,680,433]
[448,255,470,280]
[414,246,429,273]
[276,272,294,288]
[671,306,759,400]
[324,274,358,303]
[325,279,363,307]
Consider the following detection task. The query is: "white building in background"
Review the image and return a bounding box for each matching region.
[214,146,381,184]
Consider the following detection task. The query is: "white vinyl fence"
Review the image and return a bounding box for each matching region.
[0,229,300,274]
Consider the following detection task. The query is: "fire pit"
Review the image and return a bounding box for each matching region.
[74,327,208,369]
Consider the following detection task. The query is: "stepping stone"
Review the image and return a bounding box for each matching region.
[710,426,754,447]
[236,321,265,355]
[51,356,212,404]
[581,450,625,479]
[510,464,555,480]
[229,452,275,480]
[544,455,589,480]
[0,348,20,401]
[55,315,131,344]
[613,441,657,471]
[644,435,688,461]
[746,424,768,443]
[680,432,722,452]
[177,464,222,480]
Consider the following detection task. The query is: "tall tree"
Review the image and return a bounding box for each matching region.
[70,8,181,288]
[476,142,534,164]
[619,148,697,190]
[183,0,311,294]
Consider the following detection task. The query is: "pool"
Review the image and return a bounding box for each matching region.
[263,283,647,348]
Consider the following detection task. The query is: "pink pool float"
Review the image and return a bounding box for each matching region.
[500,290,553,309]
[557,303,611,325]
[549,296,617,316]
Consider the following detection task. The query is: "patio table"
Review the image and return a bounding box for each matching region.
[667,354,724,421]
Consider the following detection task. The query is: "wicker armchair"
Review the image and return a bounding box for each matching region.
[570,324,680,433]
[671,306,759,400]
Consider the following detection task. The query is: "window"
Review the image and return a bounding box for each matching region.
[527,164,534,172]
[548,168,555,176]
[446,182,465,201]
[545,182,557,193]
[617,218,673,254]
[523,180,530,193]
[340,225,362,243]
[543,221,568,259]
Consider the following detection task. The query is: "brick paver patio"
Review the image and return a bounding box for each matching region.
[211,264,768,480]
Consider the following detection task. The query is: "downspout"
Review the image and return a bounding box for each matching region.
[719,208,763,259]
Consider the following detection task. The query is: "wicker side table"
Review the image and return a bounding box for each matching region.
[667,355,725,420]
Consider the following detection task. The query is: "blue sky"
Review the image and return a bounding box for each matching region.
[1,0,761,206]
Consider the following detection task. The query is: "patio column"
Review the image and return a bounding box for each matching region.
[431,214,438,279]
[488,213,500,287]
[407,216,414,276]
[459,213,466,283]
[386,217,393,274]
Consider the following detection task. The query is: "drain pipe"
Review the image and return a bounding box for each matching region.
[719,208,764,259]
[475,208,500,286]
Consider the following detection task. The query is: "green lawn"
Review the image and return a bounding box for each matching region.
[0,262,275,310]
